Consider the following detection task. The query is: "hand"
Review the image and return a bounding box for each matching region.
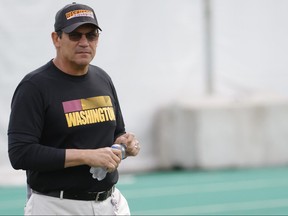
[65,147,122,172]
[114,132,140,157]
[87,147,122,173]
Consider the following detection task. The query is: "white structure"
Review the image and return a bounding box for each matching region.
[156,95,288,169]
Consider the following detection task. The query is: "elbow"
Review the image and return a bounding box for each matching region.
[8,134,32,170]
[9,161,22,170]
[8,150,25,170]
[8,143,28,170]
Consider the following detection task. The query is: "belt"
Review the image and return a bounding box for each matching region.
[33,186,115,202]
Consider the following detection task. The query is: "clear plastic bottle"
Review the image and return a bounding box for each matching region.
[90,144,126,181]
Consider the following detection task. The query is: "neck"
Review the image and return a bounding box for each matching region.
[52,58,88,76]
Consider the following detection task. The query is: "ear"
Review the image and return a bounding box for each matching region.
[95,37,99,47]
[51,32,60,48]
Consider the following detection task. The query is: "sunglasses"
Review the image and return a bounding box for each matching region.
[67,31,100,42]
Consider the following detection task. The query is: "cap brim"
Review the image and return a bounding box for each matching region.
[62,21,102,33]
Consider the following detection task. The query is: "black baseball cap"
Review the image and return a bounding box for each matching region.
[54,2,102,33]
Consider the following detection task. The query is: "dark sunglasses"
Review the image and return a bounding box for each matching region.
[67,31,100,42]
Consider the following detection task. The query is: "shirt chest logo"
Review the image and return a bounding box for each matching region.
[62,96,115,127]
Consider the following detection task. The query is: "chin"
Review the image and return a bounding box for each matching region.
[75,59,92,66]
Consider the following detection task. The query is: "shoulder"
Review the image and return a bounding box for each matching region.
[88,65,116,87]
[88,65,112,81]
[16,61,55,94]
[22,61,53,83]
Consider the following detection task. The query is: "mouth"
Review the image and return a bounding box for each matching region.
[76,49,91,54]
[76,51,90,54]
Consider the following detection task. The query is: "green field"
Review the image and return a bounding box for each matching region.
[1,166,288,215]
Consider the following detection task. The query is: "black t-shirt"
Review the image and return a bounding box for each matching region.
[8,60,125,193]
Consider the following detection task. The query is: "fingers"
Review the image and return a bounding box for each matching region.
[111,148,122,161]
[106,148,121,172]
[129,139,140,156]
[89,147,121,172]
[106,162,117,173]
[115,132,140,157]
[88,132,141,174]
[114,133,128,144]
[134,139,141,150]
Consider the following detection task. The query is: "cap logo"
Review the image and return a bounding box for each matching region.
[65,9,94,20]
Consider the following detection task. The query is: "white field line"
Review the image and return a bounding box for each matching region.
[133,198,288,215]
[123,178,288,198]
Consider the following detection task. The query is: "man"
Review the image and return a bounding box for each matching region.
[8,2,140,215]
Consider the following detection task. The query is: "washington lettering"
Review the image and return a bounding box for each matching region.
[62,96,116,128]
[65,9,94,20]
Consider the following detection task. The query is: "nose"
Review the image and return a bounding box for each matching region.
[78,34,89,46]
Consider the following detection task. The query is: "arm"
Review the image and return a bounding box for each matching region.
[8,81,65,171]
[65,147,122,173]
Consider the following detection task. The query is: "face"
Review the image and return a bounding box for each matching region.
[54,24,99,70]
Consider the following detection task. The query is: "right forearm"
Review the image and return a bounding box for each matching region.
[65,147,122,173]
[65,149,89,168]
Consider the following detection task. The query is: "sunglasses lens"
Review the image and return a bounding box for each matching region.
[68,32,99,42]
[86,33,99,41]
[68,32,82,41]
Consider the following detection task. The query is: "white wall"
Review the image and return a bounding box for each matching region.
[213,0,288,96]
[1,0,288,185]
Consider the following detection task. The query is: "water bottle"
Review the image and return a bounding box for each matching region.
[90,144,126,181]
